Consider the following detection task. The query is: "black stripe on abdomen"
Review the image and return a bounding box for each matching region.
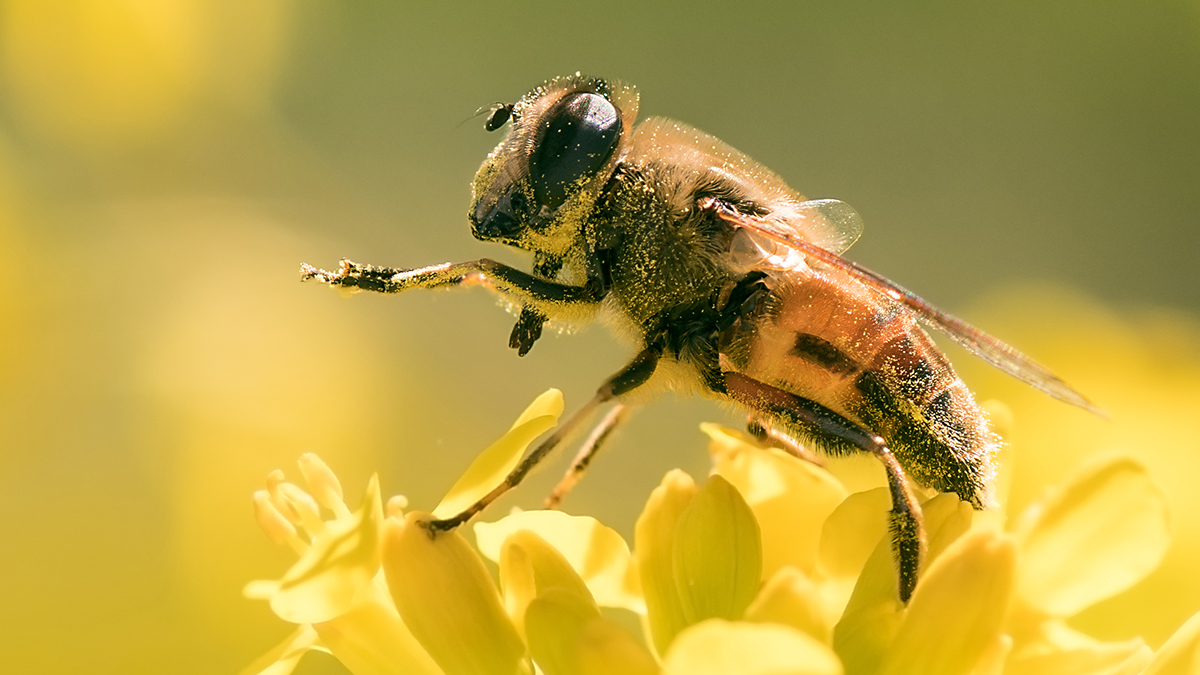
[790,333,859,375]
[852,369,986,506]
[922,387,971,441]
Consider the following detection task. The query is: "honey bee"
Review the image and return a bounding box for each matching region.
[302,74,1099,602]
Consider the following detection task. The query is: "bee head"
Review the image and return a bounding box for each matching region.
[469,74,638,254]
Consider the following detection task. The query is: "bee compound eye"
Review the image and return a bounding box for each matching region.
[528,92,621,209]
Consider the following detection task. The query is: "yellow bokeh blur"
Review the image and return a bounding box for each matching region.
[0,153,30,379]
[957,287,1200,646]
[1,0,290,145]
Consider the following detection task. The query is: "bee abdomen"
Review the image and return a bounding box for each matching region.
[922,383,976,441]
[872,333,952,404]
[872,332,990,450]
[858,333,996,507]
[789,333,860,376]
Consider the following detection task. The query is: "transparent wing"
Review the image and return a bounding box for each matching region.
[706,198,1103,415]
[757,198,864,255]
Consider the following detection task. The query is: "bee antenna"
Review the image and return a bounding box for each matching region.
[454,102,515,131]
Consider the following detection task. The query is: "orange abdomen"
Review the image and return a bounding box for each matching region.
[737,268,996,505]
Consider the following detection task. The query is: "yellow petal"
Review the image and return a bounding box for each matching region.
[475,510,642,613]
[968,635,1012,675]
[524,590,658,675]
[270,475,384,624]
[239,624,322,675]
[829,501,908,675]
[245,579,282,600]
[1140,609,1200,675]
[1014,456,1169,617]
[744,566,833,645]
[921,491,974,563]
[382,512,526,675]
[573,616,661,675]
[433,389,564,519]
[705,424,847,579]
[831,598,902,675]
[510,388,566,428]
[254,489,299,547]
[1112,648,1155,675]
[314,584,444,675]
[498,544,537,639]
[833,498,982,675]
[879,530,1016,675]
[298,453,350,519]
[662,620,842,675]
[498,528,599,637]
[636,469,699,656]
[1006,620,1149,675]
[672,474,763,625]
[817,488,891,617]
[524,590,600,675]
[818,488,890,582]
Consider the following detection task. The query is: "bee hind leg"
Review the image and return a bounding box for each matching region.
[722,371,926,603]
[544,404,631,509]
[746,416,826,467]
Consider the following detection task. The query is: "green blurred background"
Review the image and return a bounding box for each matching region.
[0,1,1197,672]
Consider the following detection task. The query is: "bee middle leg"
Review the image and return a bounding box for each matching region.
[509,307,548,356]
[425,345,660,534]
[544,403,631,509]
[508,254,565,357]
[722,370,926,603]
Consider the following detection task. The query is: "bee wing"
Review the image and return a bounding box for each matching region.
[708,198,1103,416]
[759,198,864,255]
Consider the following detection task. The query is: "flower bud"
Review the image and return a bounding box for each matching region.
[383,512,526,675]
[525,591,656,675]
[672,474,762,625]
[268,475,383,624]
[254,489,298,547]
[662,620,840,675]
[635,469,698,655]
[476,510,641,613]
[498,528,597,637]
[299,453,349,518]
[705,423,846,579]
[878,530,1016,675]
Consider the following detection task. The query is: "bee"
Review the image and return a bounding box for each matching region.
[302,74,1099,602]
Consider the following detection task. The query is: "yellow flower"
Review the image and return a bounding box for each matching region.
[244,390,1200,675]
[243,390,567,675]
[242,456,441,675]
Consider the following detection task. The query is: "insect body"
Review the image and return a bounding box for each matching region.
[302,74,1098,602]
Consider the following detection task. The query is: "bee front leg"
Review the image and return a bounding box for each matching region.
[424,345,661,534]
[722,371,926,603]
[300,258,605,313]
